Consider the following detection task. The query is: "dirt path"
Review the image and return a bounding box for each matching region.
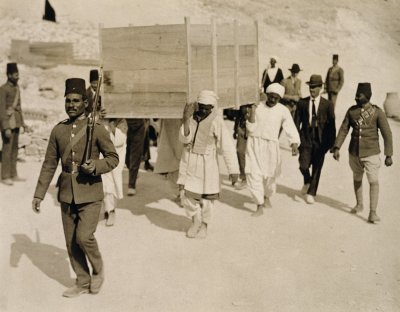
[1,119,399,312]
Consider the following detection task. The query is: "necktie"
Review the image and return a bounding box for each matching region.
[311,99,317,128]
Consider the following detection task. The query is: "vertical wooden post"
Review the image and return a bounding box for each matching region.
[185,17,192,103]
[254,20,260,104]
[211,18,218,94]
[233,20,240,108]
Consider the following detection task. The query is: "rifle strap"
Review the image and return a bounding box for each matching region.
[61,125,88,164]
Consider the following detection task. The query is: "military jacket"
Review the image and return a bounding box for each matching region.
[34,116,119,204]
[0,81,24,130]
[334,103,393,158]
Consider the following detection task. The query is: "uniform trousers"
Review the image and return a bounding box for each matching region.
[1,128,19,180]
[183,195,213,224]
[298,137,326,196]
[328,92,338,109]
[349,154,380,183]
[61,200,103,286]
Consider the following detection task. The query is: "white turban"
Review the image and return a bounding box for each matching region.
[197,90,218,106]
[266,83,285,98]
[270,55,278,62]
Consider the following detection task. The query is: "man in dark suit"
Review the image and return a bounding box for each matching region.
[295,74,336,204]
[32,78,119,298]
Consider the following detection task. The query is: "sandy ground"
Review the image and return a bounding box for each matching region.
[1,118,400,312]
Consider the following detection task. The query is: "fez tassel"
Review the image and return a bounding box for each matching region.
[83,66,103,164]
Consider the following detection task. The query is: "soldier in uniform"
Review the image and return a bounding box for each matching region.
[324,54,344,109]
[86,69,100,115]
[0,63,27,185]
[32,78,119,298]
[333,83,393,223]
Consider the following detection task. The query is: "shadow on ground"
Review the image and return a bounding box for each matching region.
[10,232,74,287]
[116,169,190,232]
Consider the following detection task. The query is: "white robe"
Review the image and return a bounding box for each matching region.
[178,112,239,195]
[245,103,300,178]
[102,127,127,199]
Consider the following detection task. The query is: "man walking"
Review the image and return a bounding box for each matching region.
[324,54,344,109]
[0,63,27,185]
[246,83,300,216]
[281,63,302,118]
[179,90,239,239]
[32,78,119,297]
[295,75,336,204]
[332,83,393,223]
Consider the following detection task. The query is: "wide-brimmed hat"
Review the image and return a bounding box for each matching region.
[289,63,301,73]
[356,82,372,99]
[306,74,324,87]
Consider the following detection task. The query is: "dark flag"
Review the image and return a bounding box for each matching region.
[43,0,56,22]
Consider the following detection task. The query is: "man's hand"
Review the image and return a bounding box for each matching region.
[333,148,340,161]
[32,198,42,214]
[183,102,197,121]
[81,159,96,175]
[385,156,393,167]
[4,129,12,139]
[291,143,299,156]
[99,107,107,119]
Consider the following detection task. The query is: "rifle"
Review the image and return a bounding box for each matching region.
[83,66,103,163]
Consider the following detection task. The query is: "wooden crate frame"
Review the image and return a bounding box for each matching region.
[100,18,259,118]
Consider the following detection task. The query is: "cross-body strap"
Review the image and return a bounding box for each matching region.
[61,124,88,164]
[12,87,20,109]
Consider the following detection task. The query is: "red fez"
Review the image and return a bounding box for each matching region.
[333,54,339,60]
[7,63,18,75]
[65,78,86,97]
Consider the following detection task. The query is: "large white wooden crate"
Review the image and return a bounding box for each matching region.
[101,18,259,118]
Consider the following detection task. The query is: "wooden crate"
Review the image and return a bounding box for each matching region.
[100,18,259,118]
